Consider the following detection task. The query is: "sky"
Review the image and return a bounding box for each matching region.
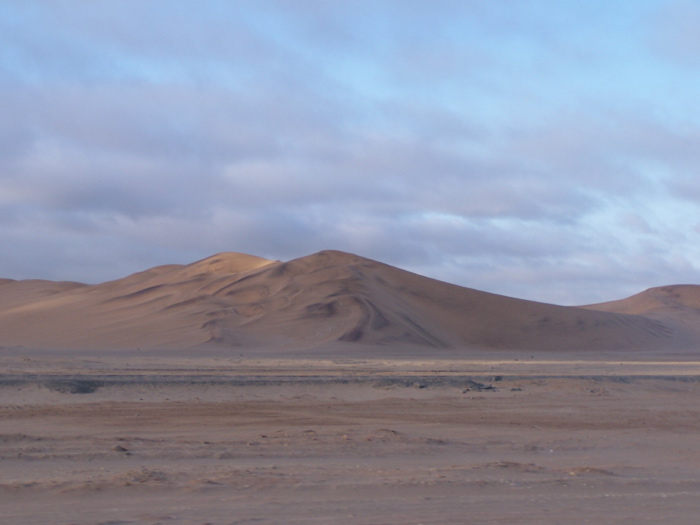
[2,0,700,305]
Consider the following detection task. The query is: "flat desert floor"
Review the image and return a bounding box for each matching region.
[3,346,700,524]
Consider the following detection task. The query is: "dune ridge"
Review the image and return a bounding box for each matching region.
[0,250,699,352]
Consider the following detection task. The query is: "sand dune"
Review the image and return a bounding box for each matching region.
[1,250,699,351]
[4,253,700,523]
[583,284,700,316]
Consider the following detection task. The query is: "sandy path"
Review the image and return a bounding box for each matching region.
[2,350,700,524]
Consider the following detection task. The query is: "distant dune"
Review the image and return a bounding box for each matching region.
[1,250,699,352]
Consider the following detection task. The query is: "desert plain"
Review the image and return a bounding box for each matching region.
[3,251,700,524]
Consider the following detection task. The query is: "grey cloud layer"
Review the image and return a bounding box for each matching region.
[1,1,699,304]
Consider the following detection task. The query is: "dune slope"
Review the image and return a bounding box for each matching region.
[0,250,698,351]
[581,285,700,343]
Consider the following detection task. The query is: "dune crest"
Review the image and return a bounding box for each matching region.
[0,251,699,352]
[181,252,278,277]
[583,285,700,315]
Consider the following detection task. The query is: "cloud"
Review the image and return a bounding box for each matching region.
[1,1,700,306]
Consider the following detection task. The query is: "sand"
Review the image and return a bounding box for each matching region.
[3,346,700,524]
[2,250,700,352]
[3,251,700,522]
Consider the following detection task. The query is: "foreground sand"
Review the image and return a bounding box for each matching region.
[3,347,700,524]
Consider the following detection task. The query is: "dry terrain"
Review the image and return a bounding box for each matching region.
[3,252,700,523]
[2,250,700,352]
[3,346,700,524]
